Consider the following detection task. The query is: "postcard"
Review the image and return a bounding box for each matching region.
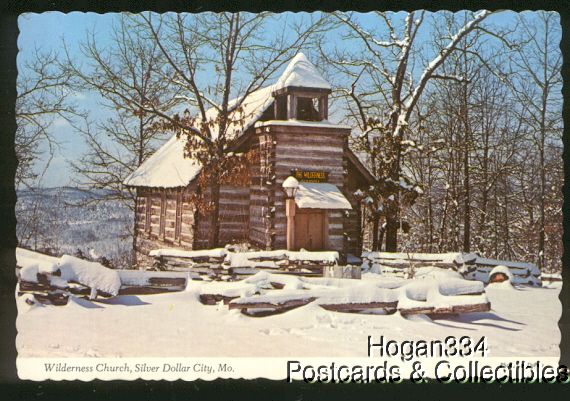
[14,9,565,383]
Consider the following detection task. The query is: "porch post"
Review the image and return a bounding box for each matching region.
[282,176,300,251]
[285,198,296,250]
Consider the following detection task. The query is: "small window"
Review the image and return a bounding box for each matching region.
[275,95,287,120]
[297,97,321,121]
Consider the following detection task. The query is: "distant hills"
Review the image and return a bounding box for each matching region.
[16,186,134,268]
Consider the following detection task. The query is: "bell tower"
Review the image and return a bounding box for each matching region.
[271,53,332,121]
[273,87,330,121]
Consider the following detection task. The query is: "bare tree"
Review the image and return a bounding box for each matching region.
[323,10,497,251]
[15,48,80,253]
[16,49,77,187]
[64,15,180,209]
[507,11,562,269]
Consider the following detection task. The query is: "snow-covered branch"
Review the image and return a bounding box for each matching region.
[404,10,494,121]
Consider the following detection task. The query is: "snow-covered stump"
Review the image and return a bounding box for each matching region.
[323,265,361,279]
[489,265,512,284]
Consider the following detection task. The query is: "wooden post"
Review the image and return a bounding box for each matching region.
[285,198,296,250]
[319,95,328,120]
[323,265,361,279]
[287,94,297,120]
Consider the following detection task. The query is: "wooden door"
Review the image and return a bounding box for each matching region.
[295,210,325,250]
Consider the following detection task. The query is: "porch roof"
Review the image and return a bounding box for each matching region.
[295,183,352,210]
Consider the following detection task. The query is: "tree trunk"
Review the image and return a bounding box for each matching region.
[378,222,386,251]
[385,133,401,252]
[461,45,471,253]
[478,130,490,252]
[371,212,380,251]
[427,162,434,252]
[538,78,547,271]
[385,215,398,252]
[132,191,139,265]
[208,177,221,248]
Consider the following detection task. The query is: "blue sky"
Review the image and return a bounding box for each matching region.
[17,10,554,187]
[18,12,117,187]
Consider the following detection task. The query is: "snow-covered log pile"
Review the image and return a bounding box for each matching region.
[150,248,339,280]
[460,256,541,286]
[16,248,195,305]
[362,252,462,278]
[396,271,489,316]
[150,248,228,274]
[197,270,489,317]
[362,252,542,286]
[117,270,195,295]
[229,291,318,317]
[17,248,121,305]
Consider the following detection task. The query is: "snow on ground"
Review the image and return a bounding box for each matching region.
[16,277,561,358]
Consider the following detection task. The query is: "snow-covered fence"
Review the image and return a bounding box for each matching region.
[117,271,195,295]
[16,248,194,305]
[461,256,541,286]
[16,250,122,305]
[362,252,542,286]
[149,248,340,280]
[362,252,462,278]
[208,271,490,317]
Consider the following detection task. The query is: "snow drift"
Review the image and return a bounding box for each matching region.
[58,255,121,296]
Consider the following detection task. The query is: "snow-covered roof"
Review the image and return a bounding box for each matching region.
[124,86,274,188]
[208,84,275,141]
[123,134,202,188]
[274,53,331,91]
[125,53,333,189]
[295,183,352,210]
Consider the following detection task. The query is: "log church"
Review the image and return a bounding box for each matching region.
[124,53,375,265]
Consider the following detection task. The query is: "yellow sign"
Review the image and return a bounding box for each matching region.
[291,169,329,183]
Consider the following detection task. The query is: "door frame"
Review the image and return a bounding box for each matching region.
[294,207,329,251]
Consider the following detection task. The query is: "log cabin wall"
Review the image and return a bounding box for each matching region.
[249,131,275,249]
[255,123,350,253]
[133,187,196,267]
[134,183,250,265]
[194,185,251,249]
